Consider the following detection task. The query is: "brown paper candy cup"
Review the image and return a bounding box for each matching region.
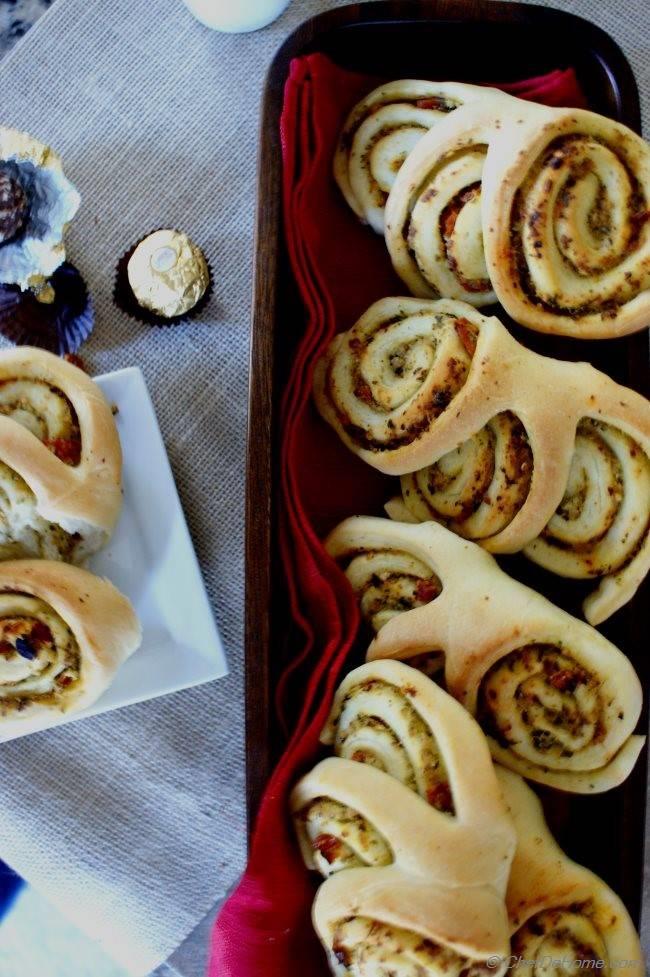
[113,229,213,326]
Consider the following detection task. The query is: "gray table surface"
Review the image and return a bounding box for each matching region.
[0,2,647,977]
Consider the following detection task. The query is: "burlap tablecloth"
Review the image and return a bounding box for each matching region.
[0,1,645,976]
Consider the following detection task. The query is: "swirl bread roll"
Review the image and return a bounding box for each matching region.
[498,767,643,977]
[523,418,650,624]
[482,107,650,338]
[292,750,515,976]
[314,298,650,622]
[326,517,644,794]
[0,560,140,737]
[385,412,650,624]
[385,410,532,541]
[0,346,121,562]
[384,92,529,304]
[334,80,492,234]
[291,665,516,976]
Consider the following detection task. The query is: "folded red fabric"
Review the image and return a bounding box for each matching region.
[208,53,586,977]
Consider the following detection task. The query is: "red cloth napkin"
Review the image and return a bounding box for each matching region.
[208,54,586,977]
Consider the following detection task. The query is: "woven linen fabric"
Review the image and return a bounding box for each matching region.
[0,2,646,977]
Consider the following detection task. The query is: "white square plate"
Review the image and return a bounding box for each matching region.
[1,367,228,741]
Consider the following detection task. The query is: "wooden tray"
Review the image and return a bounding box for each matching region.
[247,0,649,924]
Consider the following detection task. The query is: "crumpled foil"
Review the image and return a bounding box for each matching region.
[0,127,80,291]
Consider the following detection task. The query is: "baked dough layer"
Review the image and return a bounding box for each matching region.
[0,559,140,736]
[0,347,122,561]
[326,517,644,793]
[315,298,650,622]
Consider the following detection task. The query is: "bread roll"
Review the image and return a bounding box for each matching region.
[0,560,140,736]
[385,92,650,336]
[315,298,650,622]
[291,659,517,977]
[326,517,644,793]
[334,80,494,234]
[482,106,650,338]
[498,767,643,977]
[385,92,522,304]
[0,347,121,562]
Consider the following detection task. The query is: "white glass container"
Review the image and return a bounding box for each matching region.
[183,0,292,33]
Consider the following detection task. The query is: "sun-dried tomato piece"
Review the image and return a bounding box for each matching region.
[415,578,440,604]
[427,782,453,812]
[454,318,479,356]
[313,834,342,864]
[44,437,82,465]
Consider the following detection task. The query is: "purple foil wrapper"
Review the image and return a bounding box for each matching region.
[0,262,94,354]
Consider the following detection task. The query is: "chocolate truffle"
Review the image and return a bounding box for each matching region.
[0,168,28,244]
[126,229,209,319]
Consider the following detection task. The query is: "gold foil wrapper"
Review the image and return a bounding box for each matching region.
[126,229,210,318]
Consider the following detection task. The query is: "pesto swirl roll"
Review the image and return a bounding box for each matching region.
[291,664,517,977]
[386,414,649,623]
[477,641,637,787]
[317,298,650,622]
[0,346,122,562]
[511,909,609,976]
[0,374,81,458]
[483,108,650,338]
[0,593,80,708]
[384,92,519,305]
[498,767,643,977]
[387,411,532,540]
[313,298,489,462]
[327,918,502,977]
[386,147,494,304]
[0,560,140,737]
[524,419,650,622]
[295,795,393,878]
[334,80,490,234]
[343,543,442,632]
[322,669,453,812]
[328,517,645,793]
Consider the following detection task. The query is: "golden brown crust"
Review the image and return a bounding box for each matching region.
[498,768,644,976]
[0,347,122,539]
[0,559,141,736]
[326,517,644,793]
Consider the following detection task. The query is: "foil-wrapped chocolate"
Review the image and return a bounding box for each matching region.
[126,229,210,319]
[0,170,29,244]
[0,263,94,354]
[0,127,80,291]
